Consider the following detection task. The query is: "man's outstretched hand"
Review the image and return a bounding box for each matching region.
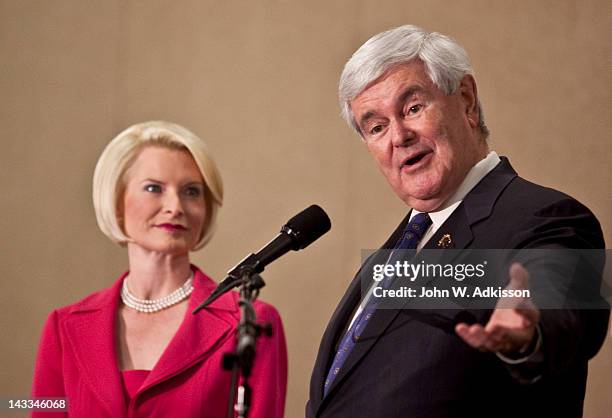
[455,263,540,355]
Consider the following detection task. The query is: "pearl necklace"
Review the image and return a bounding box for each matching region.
[121,273,194,313]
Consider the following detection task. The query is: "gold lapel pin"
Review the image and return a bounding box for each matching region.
[437,234,454,248]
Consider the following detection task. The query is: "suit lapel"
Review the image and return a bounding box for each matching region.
[138,267,236,395]
[423,157,517,252]
[63,276,127,418]
[424,206,473,251]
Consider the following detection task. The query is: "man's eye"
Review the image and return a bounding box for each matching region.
[369,125,384,135]
[407,104,423,115]
[184,187,202,197]
[144,184,162,193]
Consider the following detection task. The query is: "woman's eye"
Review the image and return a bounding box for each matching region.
[144,184,162,193]
[184,187,202,197]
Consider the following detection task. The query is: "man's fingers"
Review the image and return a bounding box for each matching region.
[455,323,489,350]
[508,262,529,290]
[496,262,531,309]
[456,323,505,352]
[458,314,536,353]
[456,264,540,353]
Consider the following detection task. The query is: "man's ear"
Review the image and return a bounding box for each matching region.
[459,75,479,129]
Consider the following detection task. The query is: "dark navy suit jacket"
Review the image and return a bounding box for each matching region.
[307,158,608,418]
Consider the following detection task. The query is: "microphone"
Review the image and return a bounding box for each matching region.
[193,205,331,313]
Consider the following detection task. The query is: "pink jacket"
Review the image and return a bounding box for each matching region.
[31,266,287,418]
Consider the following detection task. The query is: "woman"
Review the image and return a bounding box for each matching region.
[31,121,287,418]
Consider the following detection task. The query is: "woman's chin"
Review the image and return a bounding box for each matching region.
[129,241,192,257]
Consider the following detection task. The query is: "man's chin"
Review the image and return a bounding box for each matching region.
[403,192,446,213]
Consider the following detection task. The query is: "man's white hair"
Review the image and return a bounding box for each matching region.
[339,24,489,138]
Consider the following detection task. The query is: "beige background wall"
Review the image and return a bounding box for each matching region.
[1,1,611,417]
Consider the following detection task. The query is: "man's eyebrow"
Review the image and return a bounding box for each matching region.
[356,85,425,128]
[358,110,378,128]
[398,85,424,103]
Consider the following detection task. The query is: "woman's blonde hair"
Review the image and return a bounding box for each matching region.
[93,121,223,250]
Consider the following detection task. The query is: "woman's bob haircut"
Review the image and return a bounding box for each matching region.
[93,121,223,251]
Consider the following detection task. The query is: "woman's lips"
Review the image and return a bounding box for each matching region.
[156,223,187,232]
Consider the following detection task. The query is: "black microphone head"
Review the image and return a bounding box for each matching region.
[282,205,331,250]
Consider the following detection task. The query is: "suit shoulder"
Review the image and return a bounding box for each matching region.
[503,176,597,217]
[52,284,117,318]
[499,176,604,248]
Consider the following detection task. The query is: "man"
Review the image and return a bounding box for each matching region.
[307,25,608,418]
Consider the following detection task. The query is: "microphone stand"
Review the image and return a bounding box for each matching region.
[222,268,272,418]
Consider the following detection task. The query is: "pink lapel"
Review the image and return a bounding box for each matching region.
[137,266,237,394]
[62,274,127,418]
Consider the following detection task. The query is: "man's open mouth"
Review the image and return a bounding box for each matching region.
[403,151,431,167]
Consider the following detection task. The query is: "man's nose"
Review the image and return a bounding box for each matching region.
[390,118,415,147]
